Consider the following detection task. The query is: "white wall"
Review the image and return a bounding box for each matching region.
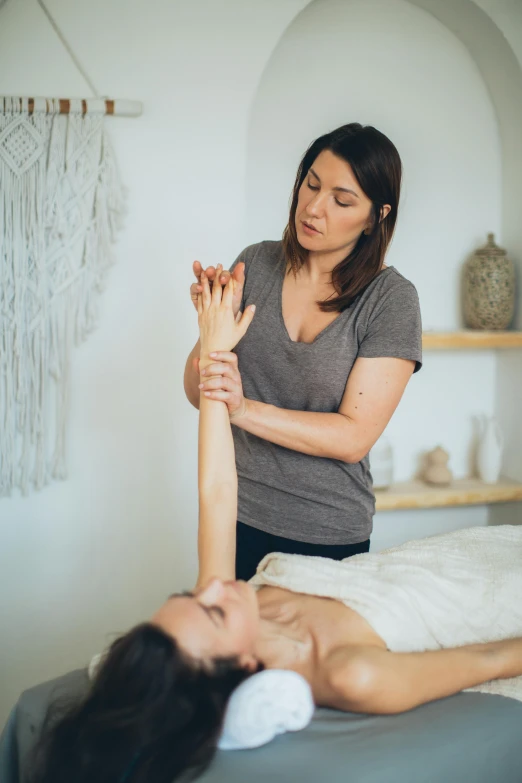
[0,0,521,724]
[245,0,500,493]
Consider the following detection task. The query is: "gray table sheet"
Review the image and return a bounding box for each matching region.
[1,668,521,783]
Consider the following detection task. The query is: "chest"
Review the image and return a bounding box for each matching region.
[235,267,362,410]
[281,271,341,344]
[257,587,382,666]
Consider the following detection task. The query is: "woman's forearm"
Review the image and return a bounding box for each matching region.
[489,636,522,680]
[184,339,202,409]
[197,353,238,584]
[233,399,363,463]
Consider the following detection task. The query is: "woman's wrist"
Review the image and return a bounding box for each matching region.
[229,397,249,423]
[198,350,217,374]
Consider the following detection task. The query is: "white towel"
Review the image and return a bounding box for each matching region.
[217,669,314,750]
[249,525,522,703]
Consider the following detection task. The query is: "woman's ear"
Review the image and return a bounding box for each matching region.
[238,653,259,672]
[380,204,391,221]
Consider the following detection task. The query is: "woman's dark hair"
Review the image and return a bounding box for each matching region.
[282,122,402,311]
[30,622,258,783]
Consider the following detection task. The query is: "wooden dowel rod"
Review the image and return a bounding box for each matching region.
[1,97,142,117]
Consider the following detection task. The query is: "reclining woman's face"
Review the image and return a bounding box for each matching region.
[151,578,260,670]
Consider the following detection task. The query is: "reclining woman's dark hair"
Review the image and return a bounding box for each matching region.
[30,623,256,783]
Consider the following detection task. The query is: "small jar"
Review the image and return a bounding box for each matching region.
[370,437,393,490]
[463,233,515,330]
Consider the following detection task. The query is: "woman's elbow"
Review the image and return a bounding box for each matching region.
[341,445,370,464]
[335,418,370,463]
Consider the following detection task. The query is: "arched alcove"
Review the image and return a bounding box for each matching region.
[245,0,522,538]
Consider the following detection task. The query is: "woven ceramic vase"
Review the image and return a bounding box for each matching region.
[463,233,515,330]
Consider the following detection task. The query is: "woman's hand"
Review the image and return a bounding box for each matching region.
[197,352,247,419]
[198,264,255,357]
[191,260,245,317]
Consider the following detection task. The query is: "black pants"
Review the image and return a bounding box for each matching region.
[235,520,370,581]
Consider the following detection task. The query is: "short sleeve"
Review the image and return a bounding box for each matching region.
[358,278,423,372]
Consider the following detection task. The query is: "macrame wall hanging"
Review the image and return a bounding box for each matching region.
[0,0,142,495]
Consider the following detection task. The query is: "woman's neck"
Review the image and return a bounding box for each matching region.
[303,249,350,283]
[253,613,314,671]
[293,252,389,284]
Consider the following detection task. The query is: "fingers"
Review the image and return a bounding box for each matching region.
[221,276,235,309]
[206,352,238,366]
[197,292,202,316]
[237,304,256,338]
[200,361,239,379]
[194,260,234,281]
[200,269,212,308]
[211,264,223,305]
[198,376,238,392]
[191,282,202,310]
[200,389,235,403]
[232,261,245,284]
[192,261,231,287]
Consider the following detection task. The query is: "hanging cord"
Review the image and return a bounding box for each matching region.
[36,0,100,97]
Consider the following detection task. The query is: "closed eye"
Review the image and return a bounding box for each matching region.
[169,590,225,627]
[210,606,225,622]
[203,604,225,628]
[306,181,351,207]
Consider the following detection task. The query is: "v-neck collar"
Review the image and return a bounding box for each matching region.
[277,258,394,347]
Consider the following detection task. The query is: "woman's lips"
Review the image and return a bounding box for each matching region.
[301,221,321,236]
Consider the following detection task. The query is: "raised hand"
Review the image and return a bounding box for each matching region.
[197,265,255,357]
[191,260,245,317]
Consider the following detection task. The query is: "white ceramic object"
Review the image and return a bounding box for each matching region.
[370,437,393,490]
[477,415,503,484]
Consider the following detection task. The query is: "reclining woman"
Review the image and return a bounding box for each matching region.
[31,272,522,783]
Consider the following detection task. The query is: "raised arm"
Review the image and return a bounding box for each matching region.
[196,267,255,586]
[320,638,522,714]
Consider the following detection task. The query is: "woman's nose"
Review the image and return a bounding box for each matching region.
[306,194,323,217]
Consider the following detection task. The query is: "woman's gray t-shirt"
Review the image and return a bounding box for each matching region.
[230,240,422,545]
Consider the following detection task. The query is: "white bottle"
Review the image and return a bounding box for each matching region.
[476,415,503,484]
[370,437,393,490]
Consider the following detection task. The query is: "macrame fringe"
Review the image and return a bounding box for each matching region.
[0,97,126,495]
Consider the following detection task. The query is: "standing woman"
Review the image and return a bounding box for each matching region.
[184,123,422,580]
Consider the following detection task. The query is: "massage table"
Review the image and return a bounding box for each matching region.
[2,668,521,782]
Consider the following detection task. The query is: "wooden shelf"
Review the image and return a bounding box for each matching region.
[375,477,522,511]
[422,331,522,349]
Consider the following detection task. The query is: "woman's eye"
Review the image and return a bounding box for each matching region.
[335,200,351,208]
[307,182,319,191]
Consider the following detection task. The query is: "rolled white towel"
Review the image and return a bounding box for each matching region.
[88,654,314,750]
[217,669,315,750]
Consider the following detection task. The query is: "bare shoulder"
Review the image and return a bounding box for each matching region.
[312,644,381,710]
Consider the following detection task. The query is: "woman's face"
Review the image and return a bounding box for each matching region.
[151,578,260,670]
[295,149,389,255]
